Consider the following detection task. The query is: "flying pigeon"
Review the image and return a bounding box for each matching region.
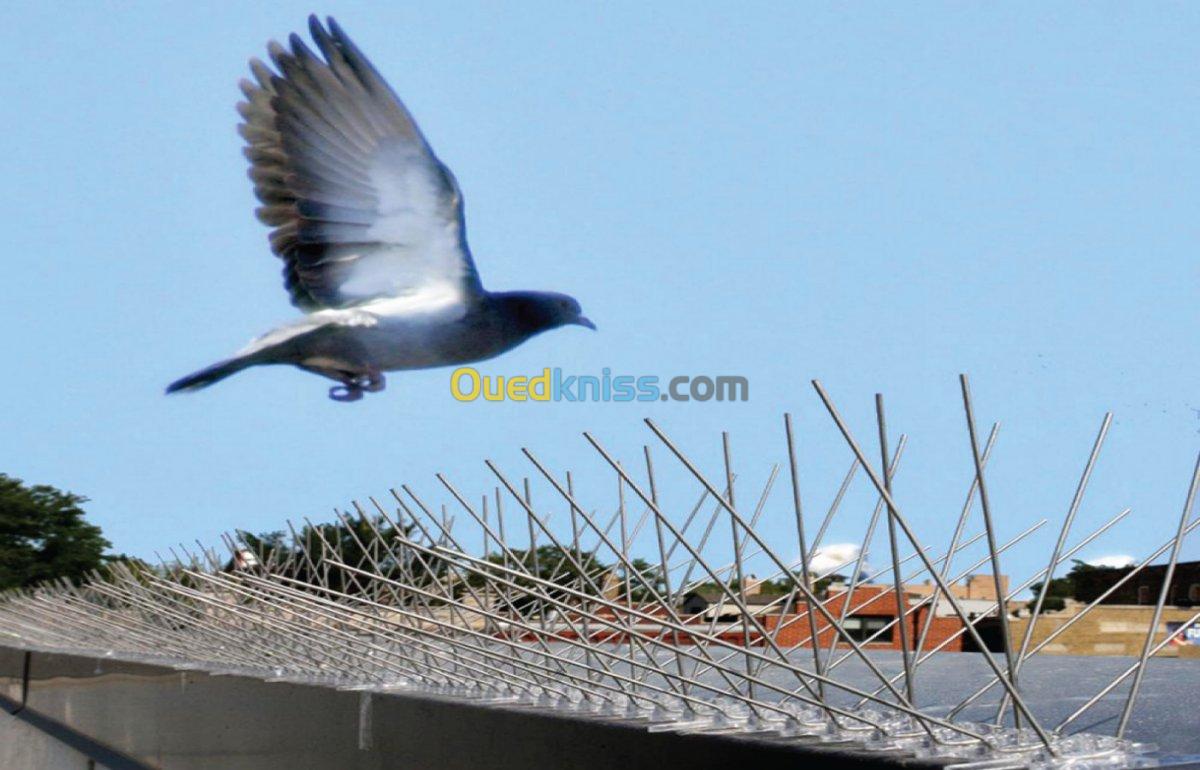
[167,16,594,402]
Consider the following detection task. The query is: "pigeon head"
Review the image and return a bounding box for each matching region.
[495,291,596,336]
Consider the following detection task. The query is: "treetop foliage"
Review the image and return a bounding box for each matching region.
[0,473,112,590]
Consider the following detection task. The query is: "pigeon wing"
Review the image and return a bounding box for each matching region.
[240,16,482,312]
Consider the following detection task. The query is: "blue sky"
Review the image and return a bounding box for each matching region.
[2,3,1197,589]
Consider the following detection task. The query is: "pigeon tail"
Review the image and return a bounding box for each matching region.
[166,357,255,394]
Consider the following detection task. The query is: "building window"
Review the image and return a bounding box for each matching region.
[1137,585,1151,605]
[844,615,894,643]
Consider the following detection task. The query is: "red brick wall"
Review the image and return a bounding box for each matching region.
[760,588,966,652]
[505,587,968,651]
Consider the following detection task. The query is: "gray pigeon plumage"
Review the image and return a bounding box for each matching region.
[167,16,593,402]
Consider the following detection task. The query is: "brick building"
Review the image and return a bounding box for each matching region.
[759,584,1000,652]
[1071,560,1200,607]
[1007,604,1200,658]
[536,574,1012,651]
[677,582,1001,652]
[1003,560,1200,657]
[906,573,1010,603]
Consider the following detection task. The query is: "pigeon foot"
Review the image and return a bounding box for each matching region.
[327,371,385,402]
[329,384,363,402]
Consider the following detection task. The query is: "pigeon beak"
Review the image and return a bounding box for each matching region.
[575,316,597,331]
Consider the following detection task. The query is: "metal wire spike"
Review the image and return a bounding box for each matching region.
[1,379,1193,768]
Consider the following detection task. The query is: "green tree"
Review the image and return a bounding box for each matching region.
[1029,560,1113,613]
[621,557,665,601]
[0,474,112,589]
[464,546,610,614]
[235,516,426,600]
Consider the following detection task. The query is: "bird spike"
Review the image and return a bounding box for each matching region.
[3,377,1196,768]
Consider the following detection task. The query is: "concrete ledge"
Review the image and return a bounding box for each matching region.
[0,645,949,770]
